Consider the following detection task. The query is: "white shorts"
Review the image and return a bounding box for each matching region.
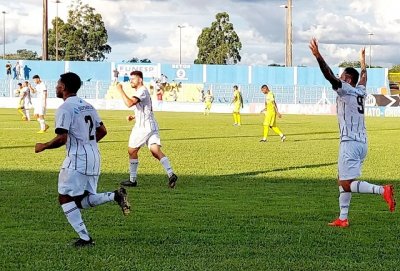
[58,168,99,197]
[34,105,46,116]
[128,128,161,149]
[338,141,367,180]
[24,101,32,109]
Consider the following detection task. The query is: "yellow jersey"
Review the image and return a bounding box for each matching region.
[205,94,213,103]
[265,91,276,114]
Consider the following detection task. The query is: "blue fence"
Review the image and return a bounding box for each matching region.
[1,60,388,105]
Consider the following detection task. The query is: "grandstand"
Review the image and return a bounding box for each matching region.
[0,59,389,107]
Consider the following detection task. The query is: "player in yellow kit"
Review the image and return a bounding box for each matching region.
[204,90,213,115]
[231,85,243,126]
[260,84,286,142]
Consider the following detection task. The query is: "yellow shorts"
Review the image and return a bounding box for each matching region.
[263,112,276,126]
[233,103,241,113]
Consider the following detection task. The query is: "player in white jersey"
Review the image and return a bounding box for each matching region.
[116,70,178,188]
[35,72,130,247]
[310,38,395,228]
[29,75,49,133]
[19,81,32,121]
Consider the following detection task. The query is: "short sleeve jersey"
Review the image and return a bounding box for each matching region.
[265,91,276,114]
[35,82,47,105]
[233,90,241,106]
[205,94,213,103]
[21,87,31,105]
[335,82,367,143]
[55,96,102,176]
[133,86,159,131]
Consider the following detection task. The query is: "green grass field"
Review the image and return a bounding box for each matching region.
[1,108,400,271]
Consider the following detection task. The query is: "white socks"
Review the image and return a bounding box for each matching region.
[338,186,352,220]
[160,156,174,177]
[350,181,383,194]
[338,181,384,220]
[80,192,115,209]
[24,109,30,120]
[129,159,139,182]
[61,202,90,241]
[129,157,174,180]
[38,119,46,130]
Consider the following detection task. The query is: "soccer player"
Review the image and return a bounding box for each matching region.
[309,38,395,227]
[116,70,178,188]
[29,75,49,133]
[35,72,131,247]
[15,83,25,119]
[204,89,214,115]
[231,85,243,126]
[19,81,33,121]
[259,85,286,142]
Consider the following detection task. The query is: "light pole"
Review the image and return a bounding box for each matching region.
[178,25,185,64]
[367,32,374,68]
[42,0,48,60]
[2,11,5,60]
[54,0,61,61]
[280,0,292,67]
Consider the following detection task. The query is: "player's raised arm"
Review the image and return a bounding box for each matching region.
[28,83,36,94]
[358,47,367,87]
[309,38,341,89]
[116,83,139,108]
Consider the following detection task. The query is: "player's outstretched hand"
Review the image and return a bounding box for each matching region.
[35,143,46,153]
[126,115,135,122]
[278,113,282,118]
[309,38,320,57]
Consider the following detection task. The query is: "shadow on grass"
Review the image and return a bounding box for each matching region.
[222,162,337,178]
[1,169,399,271]
[0,144,34,150]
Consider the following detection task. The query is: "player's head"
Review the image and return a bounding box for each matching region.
[32,74,41,84]
[340,67,359,86]
[233,85,238,91]
[130,70,143,88]
[56,72,82,98]
[17,82,22,88]
[24,81,29,86]
[261,84,270,94]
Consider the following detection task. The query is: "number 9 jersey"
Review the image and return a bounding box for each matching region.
[335,82,367,143]
[55,96,102,176]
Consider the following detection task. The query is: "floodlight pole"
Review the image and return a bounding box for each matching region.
[42,0,48,60]
[280,0,292,67]
[55,0,61,61]
[2,11,5,60]
[368,32,374,68]
[178,25,185,64]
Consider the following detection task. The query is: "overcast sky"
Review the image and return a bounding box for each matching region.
[1,0,399,68]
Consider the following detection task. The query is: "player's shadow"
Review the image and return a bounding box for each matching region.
[0,144,33,150]
[222,162,337,178]
[164,135,258,142]
[291,137,338,142]
[286,131,337,136]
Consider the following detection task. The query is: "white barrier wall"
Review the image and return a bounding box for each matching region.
[0,97,336,115]
[2,97,399,117]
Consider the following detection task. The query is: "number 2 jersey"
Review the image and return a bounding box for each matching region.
[335,81,367,143]
[55,96,102,176]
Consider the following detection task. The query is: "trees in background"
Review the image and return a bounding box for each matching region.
[123,57,152,63]
[48,0,111,61]
[194,12,242,65]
